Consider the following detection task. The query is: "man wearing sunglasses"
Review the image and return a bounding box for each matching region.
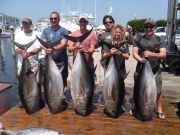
[132,19,167,120]
[41,11,69,88]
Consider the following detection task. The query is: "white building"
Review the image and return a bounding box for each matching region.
[0,12,20,31]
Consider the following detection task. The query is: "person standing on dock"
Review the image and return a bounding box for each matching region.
[132,19,167,120]
[99,15,130,113]
[68,15,97,73]
[15,17,41,76]
[41,11,69,88]
[15,17,42,108]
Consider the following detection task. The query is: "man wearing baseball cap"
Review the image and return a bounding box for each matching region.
[131,18,167,120]
[144,18,156,26]
[79,15,88,22]
[68,14,97,69]
[15,16,43,108]
[21,16,32,24]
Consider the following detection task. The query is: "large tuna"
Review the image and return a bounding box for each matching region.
[11,39,45,114]
[64,28,94,116]
[71,51,94,116]
[36,36,65,114]
[103,54,125,118]
[0,126,63,135]
[134,60,157,121]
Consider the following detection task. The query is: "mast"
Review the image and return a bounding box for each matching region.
[166,0,178,53]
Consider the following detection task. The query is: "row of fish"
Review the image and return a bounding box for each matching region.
[11,29,157,121]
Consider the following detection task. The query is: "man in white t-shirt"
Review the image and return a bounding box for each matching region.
[15,17,41,76]
[15,17,41,108]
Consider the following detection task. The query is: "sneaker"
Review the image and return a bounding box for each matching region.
[120,105,125,113]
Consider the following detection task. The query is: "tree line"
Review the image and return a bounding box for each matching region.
[127,19,180,33]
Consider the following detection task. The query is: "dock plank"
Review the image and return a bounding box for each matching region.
[0,98,180,135]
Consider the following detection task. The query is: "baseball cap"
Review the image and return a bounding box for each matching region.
[79,15,88,22]
[144,19,156,26]
[21,16,32,24]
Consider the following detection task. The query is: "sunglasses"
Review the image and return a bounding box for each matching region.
[22,21,29,25]
[144,25,154,29]
[50,17,58,21]
[104,21,113,25]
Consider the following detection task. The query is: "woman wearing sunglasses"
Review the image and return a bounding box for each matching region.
[132,19,167,120]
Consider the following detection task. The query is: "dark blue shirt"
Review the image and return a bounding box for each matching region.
[41,26,69,62]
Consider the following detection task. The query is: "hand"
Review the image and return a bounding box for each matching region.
[144,51,153,58]
[44,47,54,54]
[22,51,31,59]
[110,48,118,54]
[139,57,146,63]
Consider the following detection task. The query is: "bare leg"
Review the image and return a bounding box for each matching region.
[157,93,165,119]
[157,93,163,112]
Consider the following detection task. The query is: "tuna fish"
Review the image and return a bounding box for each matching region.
[64,28,94,116]
[103,54,125,118]
[36,36,65,114]
[11,39,45,114]
[0,127,63,135]
[134,60,157,121]
[71,51,94,116]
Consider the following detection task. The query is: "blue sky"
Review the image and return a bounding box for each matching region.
[1,0,169,26]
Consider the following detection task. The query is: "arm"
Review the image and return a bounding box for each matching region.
[132,46,145,63]
[120,51,129,59]
[144,48,166,59]
[83,40,96,54]
[102,51,111,59]
[68,41,79,53]
[53,38,68,51]
[44,38,68,54]
[16,47,41,59]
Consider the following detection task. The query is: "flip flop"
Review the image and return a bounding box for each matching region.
[157,112,166,120]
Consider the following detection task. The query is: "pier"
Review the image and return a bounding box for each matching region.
[0,37,180,134]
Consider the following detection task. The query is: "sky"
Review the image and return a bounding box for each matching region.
[0,0,169,26]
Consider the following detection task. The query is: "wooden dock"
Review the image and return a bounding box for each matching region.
[0,47,180,134]
[0,94,180,135]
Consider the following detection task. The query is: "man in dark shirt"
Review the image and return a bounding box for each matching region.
[132,19,167,120]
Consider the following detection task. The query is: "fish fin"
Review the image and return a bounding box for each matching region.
[36,35,49,48]
[123,70,130,79]
[49,39,62,47]
[64,27,93,43]
[68,61,72,71]
[59,65,64,73]
[36,35,61,48]
[11,39,25,50]
[64,35,79,42]
[24,38,37,50]
[11,38,36,50]
[94,64,97,73]
[101,40,126,49]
